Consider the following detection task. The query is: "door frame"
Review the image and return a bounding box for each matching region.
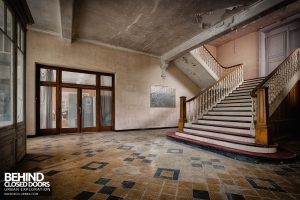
[259,14,300,77]
[36,64,115,135]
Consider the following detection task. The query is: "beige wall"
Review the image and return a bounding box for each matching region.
[205,44,217,58]
[26,31,200,135]
[216,32,259,79]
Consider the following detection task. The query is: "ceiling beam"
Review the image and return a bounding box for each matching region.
[59,0,74,42]
[161,0,293,63]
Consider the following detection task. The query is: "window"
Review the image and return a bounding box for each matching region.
[100,75,112,87]
[0,32,13,127]
[0,3,26,127]
[17,50,24,122]
[40,68,56,82]
[0,0,4,30]
[62,71,96,85]
[7,8,13,39]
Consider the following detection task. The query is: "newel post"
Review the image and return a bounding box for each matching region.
[255,87,269,145]
[178,96,187,131]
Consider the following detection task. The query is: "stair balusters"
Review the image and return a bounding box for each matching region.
[251,48,300,144]
[180,65,243,126]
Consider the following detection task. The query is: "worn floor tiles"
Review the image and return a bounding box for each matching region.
[13,129,300,200]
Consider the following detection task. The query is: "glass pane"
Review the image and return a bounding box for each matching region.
[21,27,25,51]
[0,0,4,31]
[62,71,96,85]
[0,32,13,127]
[40,86,56,129]
[82,89,96,128]
[40,68,56,82]
[100,90,112,126]
[17,23,20,48]
[17,50,24,122]
[7,8,13,39]
[61,88,77,128]
[100,75,112,87]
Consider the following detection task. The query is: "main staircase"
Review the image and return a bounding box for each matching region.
[168,46,300,160]
[168,77,278,156]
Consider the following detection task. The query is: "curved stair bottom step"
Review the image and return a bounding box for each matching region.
[166,132,296,163]
[175,131,276,153]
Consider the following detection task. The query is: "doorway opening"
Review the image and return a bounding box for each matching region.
[36,64,114,135]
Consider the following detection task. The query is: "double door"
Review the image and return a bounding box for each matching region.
[61,87,97,133]
[37,65,114,135]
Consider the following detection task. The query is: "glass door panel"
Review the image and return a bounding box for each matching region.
[82,89,96,129]
[61,87,78,130]
[100,90,112,128]
[40,86,56,129]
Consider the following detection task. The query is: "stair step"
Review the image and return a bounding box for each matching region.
[217,102,252,107]
[221,99,252,103]
[203,115,252,121]
[197,119,251,128]
[243,77,265,82]
[182,128,254,143]
[213,106,251,111]
[234,88,253,92]
[170,132,277,154]
[230,91,251,96]
[186,123,250,134]
[226,95,250,99]
[237,85,257,91]
[207,111,251,116]
[241,81,263,86]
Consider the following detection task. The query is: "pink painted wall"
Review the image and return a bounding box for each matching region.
[215,32,259,80]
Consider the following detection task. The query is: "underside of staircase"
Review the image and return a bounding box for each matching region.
[167,77,296,161]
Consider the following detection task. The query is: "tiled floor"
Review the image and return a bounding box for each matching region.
[15,129,300,200]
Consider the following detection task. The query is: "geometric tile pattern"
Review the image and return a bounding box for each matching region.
[167,148,183,154]
[73,191,94,200]
[154,168,180,180]
[15,129,300,200]
[193,189,210,199]
[81,161,108,171]
[245,177,285,192]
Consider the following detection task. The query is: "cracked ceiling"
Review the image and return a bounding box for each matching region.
[27,0,261,56]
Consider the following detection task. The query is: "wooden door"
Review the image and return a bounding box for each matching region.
[266,27,287,74]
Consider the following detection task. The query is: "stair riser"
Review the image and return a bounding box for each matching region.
[217,102,252,107]
[243,78,264,83]
[182,129,254,143]
[229,92,250,97]
[208,111,251,116]
[233,89,253,93]
[185,124,250,134]
[175,132,276,153]
[213,107,251,111]
[197,120,251,128]
[226,96,251,100]
[203,115,252,121]
[221,99,252,103]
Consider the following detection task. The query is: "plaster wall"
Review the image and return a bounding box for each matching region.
[26,31,200,135]
[216,32,259,79]
[205,44,217,58]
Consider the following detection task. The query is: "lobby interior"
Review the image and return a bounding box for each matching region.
[1,0,300,199]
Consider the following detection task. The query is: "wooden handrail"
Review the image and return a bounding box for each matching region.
[187,64,243,102]
[251,48,300,97]
[203,45,242,69]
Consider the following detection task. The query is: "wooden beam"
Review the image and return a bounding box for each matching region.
[59,0,74,42]
[161,0,291,63]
